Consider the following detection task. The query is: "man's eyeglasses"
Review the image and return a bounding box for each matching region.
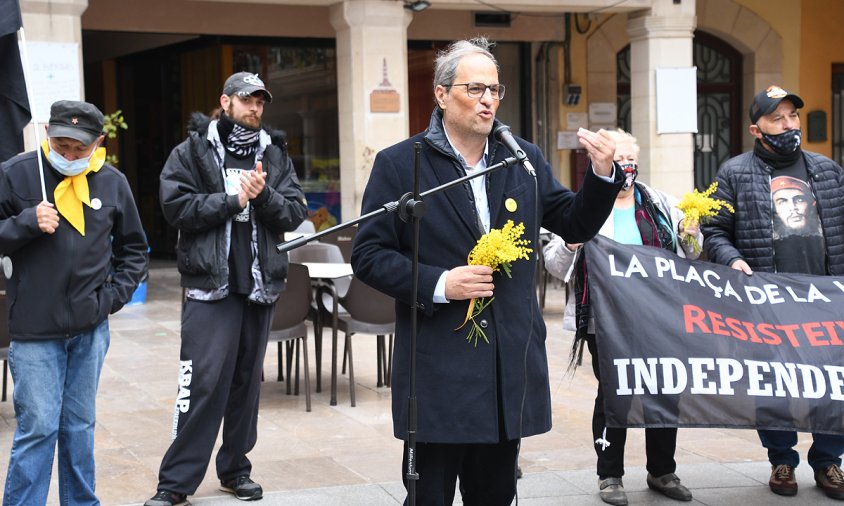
[445,82,506,100]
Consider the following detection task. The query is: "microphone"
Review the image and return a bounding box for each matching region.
[494,124,536,177]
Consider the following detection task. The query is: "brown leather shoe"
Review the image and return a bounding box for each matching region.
[769,464,798,496]
[816,464,844,500]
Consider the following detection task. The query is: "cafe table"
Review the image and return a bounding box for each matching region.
[300,261,352,405]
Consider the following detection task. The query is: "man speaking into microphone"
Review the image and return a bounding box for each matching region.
[352,37,623,505]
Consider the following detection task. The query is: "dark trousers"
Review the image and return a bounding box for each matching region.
[157,294,272,495]
[759,429,844,472]
[402,439,520,506]
[588,335,677,479]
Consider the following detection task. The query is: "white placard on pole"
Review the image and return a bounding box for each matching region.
[656,67,698,134]
[19,41,81,122]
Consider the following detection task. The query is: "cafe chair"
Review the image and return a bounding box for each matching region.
[326,276,395,407]
[342,333,392,389]
[283,219,316,244]
[294,219,316,234]
[288,242,349,393]
[288,242,349,296]
[266,263,313,412]
[317,225,357,262]
[0,293,10,402]
[288,241,344,265]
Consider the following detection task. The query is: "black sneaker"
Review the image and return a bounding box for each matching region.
[220,476,263,501]
[143,490,189,506]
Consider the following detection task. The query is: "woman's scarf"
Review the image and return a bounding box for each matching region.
[568,184,675,371]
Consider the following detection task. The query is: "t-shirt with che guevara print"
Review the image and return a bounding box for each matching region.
[770,164,825,275]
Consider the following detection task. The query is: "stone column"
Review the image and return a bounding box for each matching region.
[20,0,88,151]
[330,0,411,221]
[627,0,696,196]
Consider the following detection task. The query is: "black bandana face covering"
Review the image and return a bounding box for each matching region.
[217,112,261,158]
[760,128,802,155]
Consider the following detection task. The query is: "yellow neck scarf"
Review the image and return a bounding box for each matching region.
[41,141,106,236]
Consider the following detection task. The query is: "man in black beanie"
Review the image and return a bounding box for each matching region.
[145,72,308,506]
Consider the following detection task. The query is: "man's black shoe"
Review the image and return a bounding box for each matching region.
[220,476,264,501]
[143,490,189,506]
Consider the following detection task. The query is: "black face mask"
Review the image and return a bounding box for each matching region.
[759,128,802,155]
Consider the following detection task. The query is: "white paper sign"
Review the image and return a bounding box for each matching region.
[589,102,617,125]
[21,42,81,123]
[656,67,698,134]
[557,131,581,150]
[566,112,588,131]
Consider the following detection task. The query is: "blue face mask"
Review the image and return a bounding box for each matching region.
[47,144,93,176]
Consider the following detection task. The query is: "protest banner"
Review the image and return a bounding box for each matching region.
[584,234,844,435]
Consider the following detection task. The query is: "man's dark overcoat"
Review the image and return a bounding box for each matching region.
[352,109,622,443]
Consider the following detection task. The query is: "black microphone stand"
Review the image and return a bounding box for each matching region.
[276,146,519,506]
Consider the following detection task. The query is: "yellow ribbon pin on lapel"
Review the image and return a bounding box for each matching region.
[505,198,517,213]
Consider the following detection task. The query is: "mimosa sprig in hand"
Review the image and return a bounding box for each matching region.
[677,182,734,255]
[455,220,533,346]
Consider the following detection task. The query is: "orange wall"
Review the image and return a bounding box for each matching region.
[800,0,844,156]
[738,0,801,92]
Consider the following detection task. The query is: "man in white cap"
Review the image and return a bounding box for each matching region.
[0,100,148,504]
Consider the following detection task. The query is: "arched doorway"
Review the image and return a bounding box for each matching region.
[616,31,742,190]
[693,31,742,190]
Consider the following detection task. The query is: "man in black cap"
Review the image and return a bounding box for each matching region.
[704,85,844,500]
[0,100,148,504]
[145,72,307,506]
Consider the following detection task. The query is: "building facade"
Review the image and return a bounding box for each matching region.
[17,0,844,256]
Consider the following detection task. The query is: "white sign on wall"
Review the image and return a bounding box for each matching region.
[566,112,588,131]
[557,131,581,150]
[21,42,81,123]
[656,67,698,134]
[588,102,617,127]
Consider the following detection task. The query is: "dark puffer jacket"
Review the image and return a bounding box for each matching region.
[703,149,844,274]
